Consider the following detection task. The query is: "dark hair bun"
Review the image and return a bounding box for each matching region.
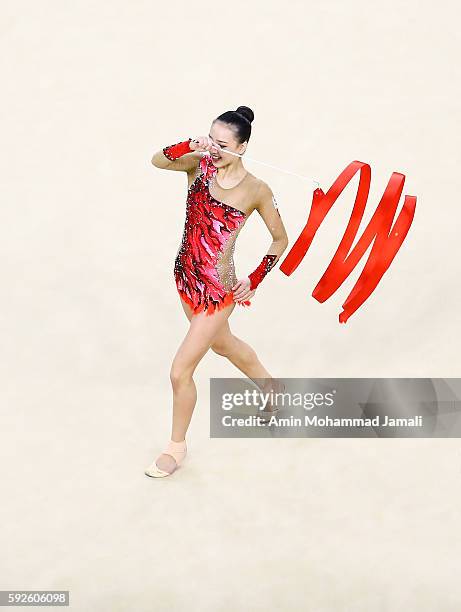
[235,106,254,124]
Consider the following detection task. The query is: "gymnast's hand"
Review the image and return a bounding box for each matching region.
[232,277,255,303]
[189,136,219,155]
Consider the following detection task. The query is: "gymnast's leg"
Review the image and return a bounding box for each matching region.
[181,301,279,386]
[145,297,236,477]
[210,320,270,378]
[209,320,284,402]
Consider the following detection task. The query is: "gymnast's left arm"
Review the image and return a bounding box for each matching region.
[232,181,289,303]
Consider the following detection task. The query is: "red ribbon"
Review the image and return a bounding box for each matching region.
[279,161,417,323]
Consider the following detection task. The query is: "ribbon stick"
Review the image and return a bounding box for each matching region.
[205,143,321,191]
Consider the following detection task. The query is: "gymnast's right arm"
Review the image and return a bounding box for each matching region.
[150,136,216,172]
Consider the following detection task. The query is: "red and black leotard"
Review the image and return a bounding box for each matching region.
[163,139,278,316]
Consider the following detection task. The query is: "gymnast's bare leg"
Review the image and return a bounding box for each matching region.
[151,297,280,476]
[151,298,237,475]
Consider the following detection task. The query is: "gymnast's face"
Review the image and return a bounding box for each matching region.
[208,120,247,166]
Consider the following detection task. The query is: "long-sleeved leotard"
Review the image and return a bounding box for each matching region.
[162,139,284,316]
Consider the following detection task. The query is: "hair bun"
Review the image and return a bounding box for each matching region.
[235,106,254,124]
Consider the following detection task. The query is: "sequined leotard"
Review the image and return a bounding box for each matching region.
[162,139,279,316]
[173,154,251,315]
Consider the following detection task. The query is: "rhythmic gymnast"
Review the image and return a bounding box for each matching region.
[145,106,289,478]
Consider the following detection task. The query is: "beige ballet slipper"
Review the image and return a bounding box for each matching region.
[144,439,187,478]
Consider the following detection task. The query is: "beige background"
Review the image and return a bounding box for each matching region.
[1,1,460,610]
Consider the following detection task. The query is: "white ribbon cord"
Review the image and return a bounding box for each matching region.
[195,140,321,190]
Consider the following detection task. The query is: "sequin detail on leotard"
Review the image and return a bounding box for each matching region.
[174,154,249,316]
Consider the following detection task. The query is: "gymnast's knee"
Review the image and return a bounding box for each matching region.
[169,365,193,389]
[210,338,232,357]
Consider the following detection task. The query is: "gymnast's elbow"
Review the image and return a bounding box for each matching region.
[278,234,289,252]
[151,151,169,169]
[280,237,289,256]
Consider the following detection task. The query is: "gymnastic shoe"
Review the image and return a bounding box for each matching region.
[144,439,187,478]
